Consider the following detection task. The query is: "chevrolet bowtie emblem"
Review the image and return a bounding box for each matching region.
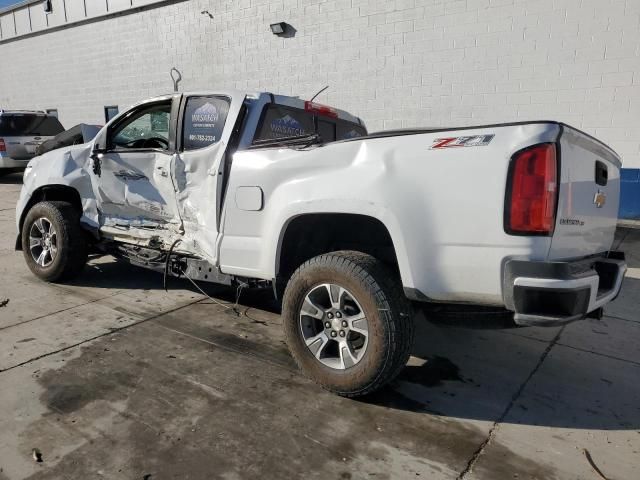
[594,190,606,208]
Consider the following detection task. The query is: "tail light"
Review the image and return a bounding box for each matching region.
[304,101,338,118]
[505,143,558,235]
[0,138,5,152]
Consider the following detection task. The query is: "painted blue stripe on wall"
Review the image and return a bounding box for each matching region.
[619,168,640,219]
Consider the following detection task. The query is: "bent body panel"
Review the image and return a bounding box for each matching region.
[219,123,562,304]
[16,143,99,233]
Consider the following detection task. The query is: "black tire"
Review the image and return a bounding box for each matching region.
[282,251,414,397]
[22,201,88,282]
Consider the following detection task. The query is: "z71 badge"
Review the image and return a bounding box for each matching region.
[430,134,495,149]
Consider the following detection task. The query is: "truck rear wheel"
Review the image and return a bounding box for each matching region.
[22,201,88,282]
[282,251,414,397]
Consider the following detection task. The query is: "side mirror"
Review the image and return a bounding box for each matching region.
[90,128,109,177]
[92,126,108,153]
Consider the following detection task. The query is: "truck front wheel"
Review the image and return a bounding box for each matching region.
[21,201,88,282]
[282,251,414,397]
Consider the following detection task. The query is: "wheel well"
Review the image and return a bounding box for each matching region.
[17,185,83,250]
[277,213,399,282]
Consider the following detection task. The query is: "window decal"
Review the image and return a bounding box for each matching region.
[183,97,230,151]
[270,114,307,137]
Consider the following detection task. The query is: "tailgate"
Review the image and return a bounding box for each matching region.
[3,135,46,160]
[548,125,621,260]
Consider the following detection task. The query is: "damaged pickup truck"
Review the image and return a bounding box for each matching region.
[16,90,627,396]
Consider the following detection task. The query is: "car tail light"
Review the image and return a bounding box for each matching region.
[0,138,5,152]
[304,101,338,118]
[506,143,558,235]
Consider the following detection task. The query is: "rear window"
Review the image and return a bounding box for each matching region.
[253,105,366,143]
[337,122,366,140]
[0,114,65,136]
[318,119,336,142]
[255,105,315,141]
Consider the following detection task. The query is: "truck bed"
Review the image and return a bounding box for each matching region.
[340,120,621,167]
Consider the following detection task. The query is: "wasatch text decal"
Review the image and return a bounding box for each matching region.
[271,115,306,137]
[430,134,495,149]
[191,102,219,127]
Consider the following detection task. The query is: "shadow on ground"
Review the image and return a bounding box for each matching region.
[63,256,640,433]
[72,256,282,313]
[614,227,640,268]
[0,172,23,185]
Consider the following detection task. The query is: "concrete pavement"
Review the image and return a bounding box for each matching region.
[0,172,638,480]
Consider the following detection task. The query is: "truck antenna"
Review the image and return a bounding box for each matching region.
[310,85,329,102]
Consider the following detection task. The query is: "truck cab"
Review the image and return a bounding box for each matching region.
[48,91,366,260]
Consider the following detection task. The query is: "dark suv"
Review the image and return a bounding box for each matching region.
[0,111,64,175]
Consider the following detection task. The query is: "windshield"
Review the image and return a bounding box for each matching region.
[0,114,65,136]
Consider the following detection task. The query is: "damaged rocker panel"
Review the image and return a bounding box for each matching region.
[112,243,232,285]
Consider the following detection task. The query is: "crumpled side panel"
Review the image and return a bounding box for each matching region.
[17,143,100,231]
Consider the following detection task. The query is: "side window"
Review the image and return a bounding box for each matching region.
[182,96,230,151]
[111,102,171,150]
[254,105,315,142]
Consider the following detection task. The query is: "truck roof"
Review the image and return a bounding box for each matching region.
[141,89,364,126]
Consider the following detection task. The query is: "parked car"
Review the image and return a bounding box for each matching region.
[15,90,627,396]
[0,110,65,175]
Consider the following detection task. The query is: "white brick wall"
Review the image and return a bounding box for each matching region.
[0,0,639,166]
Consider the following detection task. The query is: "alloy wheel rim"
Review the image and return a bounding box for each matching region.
[29,217,58,268]
[298,283,369,370]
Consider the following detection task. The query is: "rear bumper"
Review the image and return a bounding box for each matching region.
[503,252,626,326]
[0,155,30,169]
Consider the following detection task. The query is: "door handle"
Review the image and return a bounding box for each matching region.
[114,170,147,181]
[157,166,168,177]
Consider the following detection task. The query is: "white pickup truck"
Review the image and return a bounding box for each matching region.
[15,90,627,396]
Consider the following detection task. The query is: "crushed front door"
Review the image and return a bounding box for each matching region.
[93,97,182,241]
